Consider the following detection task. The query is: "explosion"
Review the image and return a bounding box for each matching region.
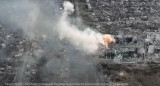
[101,34,116,49]
[57,1,115,53]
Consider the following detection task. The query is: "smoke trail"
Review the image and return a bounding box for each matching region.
[0,0,112,83]
[57,1,105,54]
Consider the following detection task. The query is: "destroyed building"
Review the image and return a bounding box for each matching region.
[102,31,160,63]
[73,0,160,63]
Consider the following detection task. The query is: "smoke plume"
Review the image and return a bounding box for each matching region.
[0,0,114,83]
[57,1,109,54]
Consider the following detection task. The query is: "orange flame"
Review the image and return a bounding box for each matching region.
[101,34,115,49]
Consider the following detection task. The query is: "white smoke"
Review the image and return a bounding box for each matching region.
[63,1,74,15]
[57,1,104,53]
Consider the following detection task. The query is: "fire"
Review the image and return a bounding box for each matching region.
[101,34,115,49]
